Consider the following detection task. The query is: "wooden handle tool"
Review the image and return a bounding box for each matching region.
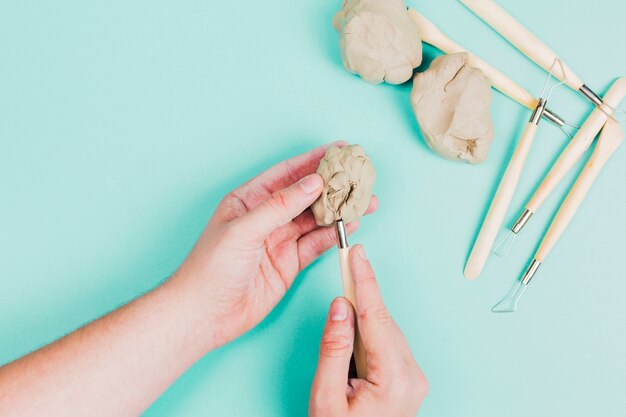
[464,102,544,280]
[536,120,624,262]
[458,0,584,90]
[458,0,611,109]
[336,220,367,378]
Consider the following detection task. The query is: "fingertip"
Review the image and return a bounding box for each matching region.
[346,220,360,234]
[330,140,349,148]
[367,195,379,214]
[299,173,324,194]
[329,297,354,323]
[349,244,375,284]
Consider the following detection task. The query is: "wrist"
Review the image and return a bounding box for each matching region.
[160,268,226,354]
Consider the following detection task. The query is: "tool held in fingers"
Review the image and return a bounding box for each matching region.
[335,219,367,378]
[458,0,625,121]
[464,61,568,280]
[407,9,568,128]
[493,77,626,257]
[492,119,624,312]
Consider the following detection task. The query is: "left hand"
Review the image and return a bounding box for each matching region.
[171,142,378,349]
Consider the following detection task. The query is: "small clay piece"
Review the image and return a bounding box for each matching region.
[411,52,494,164]
[312,145,376,227]
[333,0,422,85]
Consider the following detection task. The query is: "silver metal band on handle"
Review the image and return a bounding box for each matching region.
[521,259,541,285]
[529,98,547,125]
[511,209,533,234]
[335,219,348,249]
[542,108,565,127]
[579,84,604,107]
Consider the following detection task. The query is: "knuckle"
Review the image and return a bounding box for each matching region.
[267,189,290,215]
[307,234,324,257]
[358,302,392,325]
[354,271,378,291]
[320,332,352,358]
[218,192,248,220]
[309,227,335,256]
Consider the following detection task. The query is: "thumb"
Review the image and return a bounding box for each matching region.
[310,298,354,409]
[236,174,323,244]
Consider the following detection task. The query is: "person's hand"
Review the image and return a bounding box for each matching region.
[309,245,428,417]
[170,143,378,349]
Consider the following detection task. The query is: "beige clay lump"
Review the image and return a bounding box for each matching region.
[333,0,422,84]
[411,52,494,164]
[312,145,376,227]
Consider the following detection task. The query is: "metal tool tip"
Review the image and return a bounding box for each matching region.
[491,281,527,314]
[493,229,516,258]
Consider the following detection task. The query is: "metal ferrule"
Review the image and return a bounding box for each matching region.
[579,84,604,107]
[511,209,533,234]
[542,108,565,127]
[335,219,348,249]
[529,98,547,125]
[521,259,541,285]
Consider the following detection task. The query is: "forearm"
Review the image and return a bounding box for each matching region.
[0,272,216,417]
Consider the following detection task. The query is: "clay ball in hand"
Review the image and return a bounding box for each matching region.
[312,145,376,227]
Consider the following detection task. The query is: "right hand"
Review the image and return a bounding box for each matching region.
[309,244,428,417]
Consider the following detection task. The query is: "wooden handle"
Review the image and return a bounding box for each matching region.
[459,0,584,90]
[338,247,367,378]
[464,122,539,279]
[527,77,626,212]
[536,120,624,261]
[408,8,537,110]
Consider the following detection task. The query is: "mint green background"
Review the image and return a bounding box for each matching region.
[1,0,625,415]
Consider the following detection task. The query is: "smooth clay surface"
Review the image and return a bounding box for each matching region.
[411,52,494,164]
[311,145,376,226]
[333,0,422,84]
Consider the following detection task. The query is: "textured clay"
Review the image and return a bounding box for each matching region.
[411,52,494,164]
[333,0,423,85]
[312,145,376,226]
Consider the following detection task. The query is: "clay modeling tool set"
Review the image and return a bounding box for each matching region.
[490,79,626,312]
[492,119,624,312]
[464,60,572,280]
[451,0,626,310]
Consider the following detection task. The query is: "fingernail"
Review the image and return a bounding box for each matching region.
[355,244,367,260]
[330,298,349,321]
[300,174,322,194]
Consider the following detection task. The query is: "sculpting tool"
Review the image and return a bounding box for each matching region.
[407,9,572,131]
[492,78,626,259]
[459,0,624,121]
[464,61,568,280]
[492,119,624,312]
[335,219,367,378]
